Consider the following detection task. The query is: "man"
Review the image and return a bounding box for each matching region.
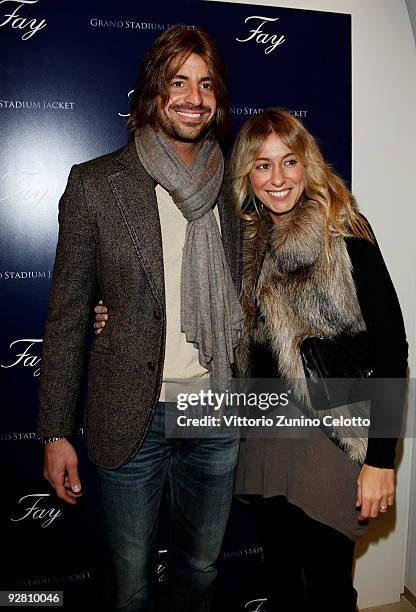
[37,25,243,612]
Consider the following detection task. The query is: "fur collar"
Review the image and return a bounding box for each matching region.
[237,200,368,463]
[267,198,324,272]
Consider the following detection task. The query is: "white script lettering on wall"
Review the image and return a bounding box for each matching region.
[0,0,47,41]
[118,90,135,118]
[0,170,50,204]
[236,16,285,55]
[244,599,267,612]
[1,338,42,377]
[11,493,63,528]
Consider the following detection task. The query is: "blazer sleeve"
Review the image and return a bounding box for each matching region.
[346,227,408,468]
[37,164,98,440]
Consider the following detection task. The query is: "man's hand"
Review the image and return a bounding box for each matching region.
[356,464,395,520]
[44,438,82,505]
[94,299,108,335]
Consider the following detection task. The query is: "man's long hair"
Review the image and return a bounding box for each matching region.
[126,25,230,143]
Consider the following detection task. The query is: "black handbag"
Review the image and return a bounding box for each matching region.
[300,331,374,410]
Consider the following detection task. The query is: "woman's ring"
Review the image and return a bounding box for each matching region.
[379,506,388,511]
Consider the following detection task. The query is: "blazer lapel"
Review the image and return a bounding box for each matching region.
[108,141,165,306]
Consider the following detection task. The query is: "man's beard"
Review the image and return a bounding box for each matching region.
[157,105,216,143]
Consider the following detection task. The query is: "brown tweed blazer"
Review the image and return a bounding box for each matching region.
[37,140,243,469]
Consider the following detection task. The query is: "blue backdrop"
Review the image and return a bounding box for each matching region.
[0,1,351,609]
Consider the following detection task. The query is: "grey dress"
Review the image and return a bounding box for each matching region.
[234,422,366,541]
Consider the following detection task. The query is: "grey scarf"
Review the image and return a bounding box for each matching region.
[135,126,243,391]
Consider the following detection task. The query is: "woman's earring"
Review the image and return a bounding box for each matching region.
[242,192,258,215]
[252,194,266,217]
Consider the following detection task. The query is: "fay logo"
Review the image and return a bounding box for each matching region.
[1,338,42,377]
[11,493,63,528]
[118,89,134,118]
[156,549,168,583]
[245,599,267,612]
[236,16,285,55]
[0,170,50,205]
[0,0,47,41]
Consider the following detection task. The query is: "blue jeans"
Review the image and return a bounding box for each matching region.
[94,402,239,612]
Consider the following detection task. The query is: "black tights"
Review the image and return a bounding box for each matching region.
[254,496,358,612]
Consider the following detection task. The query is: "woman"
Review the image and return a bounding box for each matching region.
[95,108,407,611]
[231,108,407,611]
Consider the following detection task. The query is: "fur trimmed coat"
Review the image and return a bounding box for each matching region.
[236,200,370,463]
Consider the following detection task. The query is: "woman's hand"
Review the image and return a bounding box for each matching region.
[356,464,395,520]
[94,300,108,335]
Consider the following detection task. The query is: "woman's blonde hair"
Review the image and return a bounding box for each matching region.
[230,107,374,252]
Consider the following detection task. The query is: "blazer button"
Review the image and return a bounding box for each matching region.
[154,308,162,320]
[147,361,156,371]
